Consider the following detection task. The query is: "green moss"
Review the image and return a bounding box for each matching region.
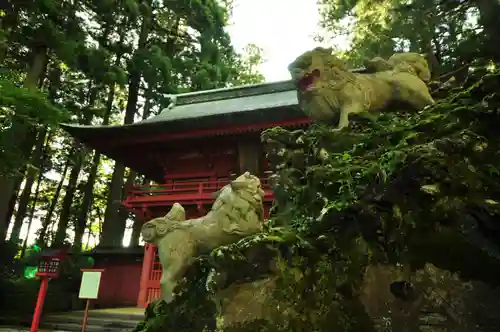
[134,67,500,331]
[132,258,216,332]
[263,67,500,282]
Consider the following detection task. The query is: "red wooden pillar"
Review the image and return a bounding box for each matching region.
[137,244,155,308]
[237,140,261,175]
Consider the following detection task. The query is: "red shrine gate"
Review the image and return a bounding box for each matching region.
[122,176,274,307]
[61,80,314,308]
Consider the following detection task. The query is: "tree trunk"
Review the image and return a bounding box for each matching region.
[9,128,48,244]
[20,170,43,257]
[73,92,114,249]
[54,79,97,246]
[115,170,135,246]
[0,46,47,240]
[85,230,92,250]
[73,118,111,249]
[73,22,126,250]
[53,149,84,246]
[73,153,100,250]
[100,3,152,247]
[101,164,127,247]
[130,216,143,247]
[130,89,154,247]
[0,4,19,64]
[4,178,23,236]
[474,0,500,61]
[37,158,71,247]
[416,10,440,79]
[129,13,181,246]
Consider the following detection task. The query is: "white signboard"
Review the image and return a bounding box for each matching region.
[78,271,103,299]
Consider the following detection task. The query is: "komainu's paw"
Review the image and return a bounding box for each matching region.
[152,299,166,316]
[331,126,348,132]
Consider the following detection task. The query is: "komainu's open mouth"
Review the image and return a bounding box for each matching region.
[297,69,320,91]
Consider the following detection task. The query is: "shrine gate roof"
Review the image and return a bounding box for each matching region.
[60,69,365,180]
[60,80,306,180]
[140,80,298,124]
[60,79,302,145]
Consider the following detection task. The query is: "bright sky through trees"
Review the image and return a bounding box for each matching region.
[226,0,349,82]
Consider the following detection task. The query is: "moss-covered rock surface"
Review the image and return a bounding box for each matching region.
[133,68,500,332]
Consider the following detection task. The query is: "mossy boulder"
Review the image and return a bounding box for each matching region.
[133,67,500,332]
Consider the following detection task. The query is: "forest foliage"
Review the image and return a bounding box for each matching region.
[0,0,265,252]
[317,0,500,74]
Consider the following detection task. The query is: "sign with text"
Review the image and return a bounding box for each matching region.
[78,270,103,299]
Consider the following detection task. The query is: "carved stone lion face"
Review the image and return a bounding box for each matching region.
[141,222,157,242]
[288,47,348,96]
[288,48,351,120]
[141,203,186,243]
[210,172,265,215]
[229,171,265,203]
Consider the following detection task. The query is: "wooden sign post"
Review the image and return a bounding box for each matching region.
[79,269,104,332]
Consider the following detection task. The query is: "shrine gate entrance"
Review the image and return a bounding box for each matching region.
[137,244,162,307]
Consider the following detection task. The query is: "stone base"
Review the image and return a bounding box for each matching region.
[215,277,279,330]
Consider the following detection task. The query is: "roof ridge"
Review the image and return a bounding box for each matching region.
[173,80,295,106]
[169,66,367,107]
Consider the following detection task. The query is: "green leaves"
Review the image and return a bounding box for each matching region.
[0,78,66,125]
[317,0,499,71]
[0,76,67,176]
[228,44,265,86]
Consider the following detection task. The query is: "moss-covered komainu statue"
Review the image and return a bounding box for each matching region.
[141,172,265,304]
[364,52,432,82]
[288,47,435,130]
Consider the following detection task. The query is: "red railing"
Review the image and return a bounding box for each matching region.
[133,178,274,308]
[122,177,274,208]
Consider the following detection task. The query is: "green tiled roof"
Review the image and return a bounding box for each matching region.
[59,74,363,180]
[62,68,365,132]
[141,80,298,124]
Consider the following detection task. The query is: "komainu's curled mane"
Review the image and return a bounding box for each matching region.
[141,202,186,241]
[364,52,432,82]
[141,172,265,304]
[288,47,435,130]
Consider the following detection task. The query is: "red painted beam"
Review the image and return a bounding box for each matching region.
[122,190,274,209]
[105,117,311,147]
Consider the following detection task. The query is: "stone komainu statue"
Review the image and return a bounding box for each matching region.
[288,47,435,130]
[363,52,432,82]
[141,172,265,304]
